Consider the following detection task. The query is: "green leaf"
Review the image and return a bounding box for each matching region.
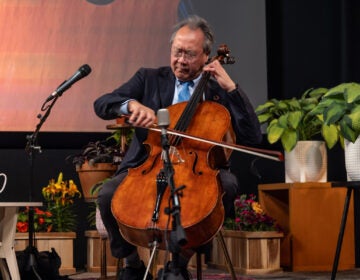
[306,87,328,99]
[339,118,357,142]
[286,98,301,110]
[344,83,360,103]
[255,101,275,114]
[257,113,272,124]
[277,114,289,128]
[349,106,360,131]
[281,129,297,152]
[287,111,302,130]
[321,124,339,149]
[277,100,289,112]
[324,84,348,100]
[267,122,284,144]
[323,102,347,124]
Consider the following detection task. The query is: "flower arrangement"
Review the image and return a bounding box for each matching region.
[224,194,281,232]
[16,207,53,233]
[16,172,81,233]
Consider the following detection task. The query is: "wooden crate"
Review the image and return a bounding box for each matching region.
[210,230,283,275]
[85,230,118,273]
[15,232,76,275]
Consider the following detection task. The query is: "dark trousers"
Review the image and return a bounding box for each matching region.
[97,169,239,259]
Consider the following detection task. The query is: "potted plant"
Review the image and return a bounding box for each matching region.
[309,82,360,147]
[211,194,283,274]
[67,128,133,201]
[255,87,328,152]
[223,194,281,232]
[15,172,81,275]
[309,82,360,180]
[255,87,329,182]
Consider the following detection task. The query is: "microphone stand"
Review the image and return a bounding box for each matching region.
[24,95,60,279]
[158,122,187,280]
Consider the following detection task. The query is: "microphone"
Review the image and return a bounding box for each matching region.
[157,108,170,135]
[157,108,171,158]
[46,64,92,101]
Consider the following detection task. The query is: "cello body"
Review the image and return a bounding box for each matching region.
[111,101,231,249]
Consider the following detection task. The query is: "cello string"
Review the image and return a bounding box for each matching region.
[171,71,210,147]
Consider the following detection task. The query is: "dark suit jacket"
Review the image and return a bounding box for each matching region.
[94,66,262,173]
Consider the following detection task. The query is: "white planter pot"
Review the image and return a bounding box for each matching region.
[344,138,360,181]
[285,141,327,182]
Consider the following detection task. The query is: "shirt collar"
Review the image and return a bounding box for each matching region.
[176,74,202,88]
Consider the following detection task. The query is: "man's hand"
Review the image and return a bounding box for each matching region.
[127,100,156,127]
[203,60,236,92]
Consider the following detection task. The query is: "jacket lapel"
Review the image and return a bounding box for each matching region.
[158,69,176,108]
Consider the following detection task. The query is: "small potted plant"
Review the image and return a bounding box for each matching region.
[255,87,328,152]
[255,87,329,182]
[223,194,281,232]
[15,172,81,275]
[309,82,360,148]
[16,172,81,233]
[309,82,360,180]
[67,128,133,201]
[211,194,283,274]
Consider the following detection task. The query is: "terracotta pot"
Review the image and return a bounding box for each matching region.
[76,161,117,201]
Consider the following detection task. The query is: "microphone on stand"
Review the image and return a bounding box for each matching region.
[46,64,92,102]
[157,109,187,248]
[157,109,171,154]
[157,109,170,135]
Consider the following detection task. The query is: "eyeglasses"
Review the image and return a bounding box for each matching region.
[171,47,201,61]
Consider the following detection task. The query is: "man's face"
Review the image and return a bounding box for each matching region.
[170,26,209,82]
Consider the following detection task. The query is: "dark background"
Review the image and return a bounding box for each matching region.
[1,0,359,270]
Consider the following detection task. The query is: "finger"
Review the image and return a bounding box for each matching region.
[134,111,155,127]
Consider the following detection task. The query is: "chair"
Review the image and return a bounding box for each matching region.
[96,207,111,279]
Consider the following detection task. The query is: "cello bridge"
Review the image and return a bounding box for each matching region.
[161,146,184,164]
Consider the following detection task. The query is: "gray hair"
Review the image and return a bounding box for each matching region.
[170,15,214,55]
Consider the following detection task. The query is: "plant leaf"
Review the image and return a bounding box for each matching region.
[339,118,357,142]
[287,111,302,130]
[267,121,284,144]
[321,124,339,149]
[255,101,275,114]
[349,106,360,131]
[323,102,347,124]
[257,113,272,124]
[281,129,297,152]
[344,82,360,103]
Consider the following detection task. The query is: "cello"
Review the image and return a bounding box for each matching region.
[110,45,281,251]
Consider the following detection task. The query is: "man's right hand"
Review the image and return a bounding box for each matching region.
[127,100,156,127]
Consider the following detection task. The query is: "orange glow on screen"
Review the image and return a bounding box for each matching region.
[0,1,178,132]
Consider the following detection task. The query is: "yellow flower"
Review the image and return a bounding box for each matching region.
[57,172,63,183]
[67,180,81,197]
[251,201,264,214]
[40,172,81,232]
[42,173,80,204]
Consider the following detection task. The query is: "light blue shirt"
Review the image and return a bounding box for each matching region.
[172,75,202,105]
[120,74,202,114]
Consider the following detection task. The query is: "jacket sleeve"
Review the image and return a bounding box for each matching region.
[93,68,147,120]
[219,85,262,146]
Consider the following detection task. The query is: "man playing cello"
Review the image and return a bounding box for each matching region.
[94,15,262,280]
